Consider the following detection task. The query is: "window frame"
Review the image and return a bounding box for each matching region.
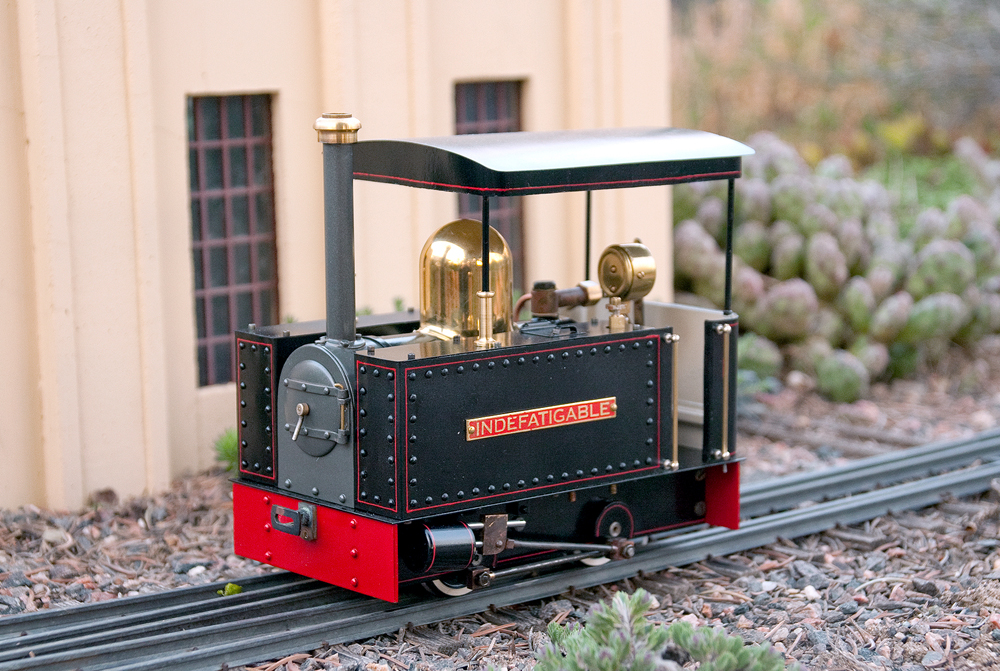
[188,94,279,386]
[455,81,525,292]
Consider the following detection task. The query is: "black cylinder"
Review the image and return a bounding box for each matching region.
[323,144,357,343]
[402,523,476,575]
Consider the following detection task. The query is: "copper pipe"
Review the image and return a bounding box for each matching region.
[514,293,531,320]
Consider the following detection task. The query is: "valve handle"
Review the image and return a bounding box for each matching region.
[291,402,310,441]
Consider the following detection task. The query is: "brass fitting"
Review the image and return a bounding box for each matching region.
[315,112,361,144]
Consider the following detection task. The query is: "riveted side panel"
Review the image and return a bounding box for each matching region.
[702,317,738,462]
[355,362,401,513]
[236,323,325,485]
[357,330,669,521]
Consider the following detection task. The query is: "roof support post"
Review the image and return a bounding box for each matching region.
[584,190,592,281]
[723,177,735,314]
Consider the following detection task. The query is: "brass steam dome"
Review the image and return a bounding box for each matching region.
[419,219,513,340]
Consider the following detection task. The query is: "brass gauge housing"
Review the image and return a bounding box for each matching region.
[597,243,656,301]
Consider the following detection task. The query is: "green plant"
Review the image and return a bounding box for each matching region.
[535,588,794,671]
[214,427,238,472]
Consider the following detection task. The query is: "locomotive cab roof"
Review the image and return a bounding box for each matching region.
[352,127,754,195]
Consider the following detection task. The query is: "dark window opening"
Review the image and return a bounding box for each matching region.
[188,94,278,386]
[455,81,524,292]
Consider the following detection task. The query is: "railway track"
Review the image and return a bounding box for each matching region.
[1,428,998,671]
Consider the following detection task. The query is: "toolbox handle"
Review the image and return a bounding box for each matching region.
[271,502,317,541]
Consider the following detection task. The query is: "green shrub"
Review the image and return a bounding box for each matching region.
[214,427,238,472]
[535,588,795,671]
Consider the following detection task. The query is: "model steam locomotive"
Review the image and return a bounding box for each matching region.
[232,114,753,602]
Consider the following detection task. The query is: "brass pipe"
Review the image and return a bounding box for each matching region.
[475,291,496,348]
[670,333,680,469]
[716,323,733,459]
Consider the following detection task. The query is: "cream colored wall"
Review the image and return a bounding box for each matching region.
[0,0,44,507]
[2,0,671,508]
[145,0,329,478]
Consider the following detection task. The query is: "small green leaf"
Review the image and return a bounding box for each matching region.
[216,582,243,596]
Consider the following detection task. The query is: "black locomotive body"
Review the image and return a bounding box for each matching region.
[232,117,752,602]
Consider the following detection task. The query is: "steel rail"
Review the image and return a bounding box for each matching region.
[741,426,1000,517]
[0,434,997,671]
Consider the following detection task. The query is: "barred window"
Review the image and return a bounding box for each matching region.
[455,81,524,291]
[188,95,279,386]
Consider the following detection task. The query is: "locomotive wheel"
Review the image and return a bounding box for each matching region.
[581,501,635,565]
[579,554,610,566]
[425,575,471,597]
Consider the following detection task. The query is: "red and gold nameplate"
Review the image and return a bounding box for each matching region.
[466,397,617,441]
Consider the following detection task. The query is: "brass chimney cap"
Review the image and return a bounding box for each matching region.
[315,112,361,144]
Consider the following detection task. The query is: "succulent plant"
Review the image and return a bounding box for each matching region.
[744,131,810,181]
[805,232,849,301]
[870,291,915,343]
[885,342,921,379]
[818,178,865,221]
[692,253,729,308]
[866,266,897,303]
[770,233,805,281]
[897,292,970,343]
[908,207,949,247]
[754,278,819,342]
[771,174,816,225]
[858,179,894,219]
[866,239,912,293]
[673,182,701,224]
[738,333,783,379]
[839,276,876,333]
[849,337,890,379]
[836,217,870,274]
[816,349,870,403]
[785,336,834,377]
[946,194,990,238]
[962,221,1000,279]
[955,289,1000,344]
[954,136,995,189]
[815,154,854,180]
[732,265,767,323]
[674,133,1000,396]
[904,239,976,300]
[737,178,772,224]
[674,220,723,281]
[734,220,771,272]
[813,304,847,348]
[696,196,728,244]
[864,210,899,245]
[796,202,838,238]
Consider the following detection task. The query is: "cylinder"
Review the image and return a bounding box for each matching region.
[315,113,361,344]
[401,523,476,575]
